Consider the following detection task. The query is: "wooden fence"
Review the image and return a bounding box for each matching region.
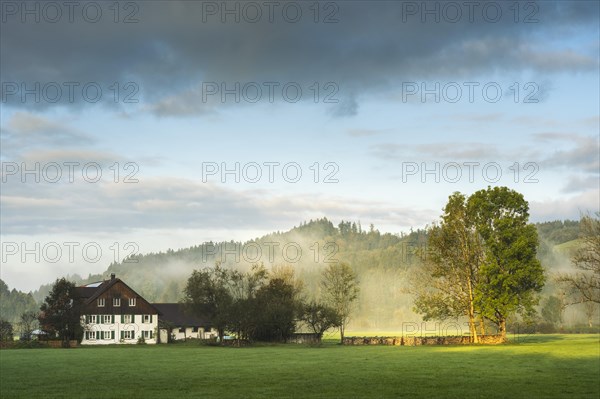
[343,335,505,346]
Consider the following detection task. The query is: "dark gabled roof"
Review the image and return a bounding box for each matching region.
[74,286,98,300]
[76,277,159,314]
[152,303,211,328]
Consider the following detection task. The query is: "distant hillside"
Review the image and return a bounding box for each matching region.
[536,220,580,245]
[554,239,582,254]
[26,218,581,330]
[535,220,580,272]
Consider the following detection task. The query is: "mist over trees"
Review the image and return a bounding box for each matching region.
[558,214,600,304]
[0,279,38,326]
[555,214,600,327]
[4,213,595,335]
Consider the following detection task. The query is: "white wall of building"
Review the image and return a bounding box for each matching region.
[80,314,158,345]
[159,327,218,343]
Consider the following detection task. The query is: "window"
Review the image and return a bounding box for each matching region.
[90,315,97,324]
[179,327,185,333]
[88,331,96,340]
[143,330,153,339]
[103,331,113,340]
[142,314,151,323]
[98,298,105,307]
[129,298,136,307]
[103,315,112,324]
[192,327,198,333]
[123,314,133,324]
[113,298,121,307]
[122,330,134,340]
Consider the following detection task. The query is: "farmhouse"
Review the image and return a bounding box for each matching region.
[153,303,216,342]
[78,274,216,345]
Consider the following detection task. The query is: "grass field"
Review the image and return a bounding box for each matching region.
[1,334,598,398]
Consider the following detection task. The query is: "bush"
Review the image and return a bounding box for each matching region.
[11,340,48,349]
[137,336,146,345]
[558,325,600,334]
[535,322,556,334]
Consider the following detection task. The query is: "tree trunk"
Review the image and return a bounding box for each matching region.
[467,277,479,343]
[468,317,477,344]
[584,302,595,328]
[340,325,345,344]
[498,319,507,340]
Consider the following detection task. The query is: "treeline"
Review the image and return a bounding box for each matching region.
[0,280,37,326]
[28,218,426,330]
[20,216,584,331]
[181,263,359,343]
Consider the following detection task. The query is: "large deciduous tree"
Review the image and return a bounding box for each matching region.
[413,192,485,342]
[252,277,302,342]
[184,263,305,343]
[227,264,269,341]
[301,301,341,339]
[414,187,545,340]
[182,264,233,342]
[468,186,545,339]
[321,263,359,343]
[38,278,83,347]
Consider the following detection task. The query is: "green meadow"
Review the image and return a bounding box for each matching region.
[1,334,598,399]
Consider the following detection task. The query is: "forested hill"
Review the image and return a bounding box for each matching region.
[30,218,428,304]
[535,220,581,245]
[0,280,38,326]
[18,217,580,329]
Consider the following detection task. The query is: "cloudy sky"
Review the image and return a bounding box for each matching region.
[1,0,599,291]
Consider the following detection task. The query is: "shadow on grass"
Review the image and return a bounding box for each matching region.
[507,333,568,344]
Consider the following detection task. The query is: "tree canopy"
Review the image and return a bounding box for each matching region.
[38,278,83,346]
[414,187,545,339]
[321,263,360,343]
[413,192,484,342]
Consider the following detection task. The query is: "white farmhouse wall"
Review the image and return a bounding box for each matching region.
[80,314,158,345]
[158,327,219,343]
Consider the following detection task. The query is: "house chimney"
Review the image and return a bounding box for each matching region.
[110,273,115,280]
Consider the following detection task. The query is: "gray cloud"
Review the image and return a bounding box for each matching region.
[529,189,600,222]
[535,134,599,174]
[146,85,219,117]
[561,175,600,194]
[1,1,597,116]
[370,141,502,161]
[0,176,433,235]
[369,133,599,176]
[328,96,358,118]
[0,112,94,158]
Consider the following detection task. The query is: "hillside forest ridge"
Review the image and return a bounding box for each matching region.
[1,215,593,334]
